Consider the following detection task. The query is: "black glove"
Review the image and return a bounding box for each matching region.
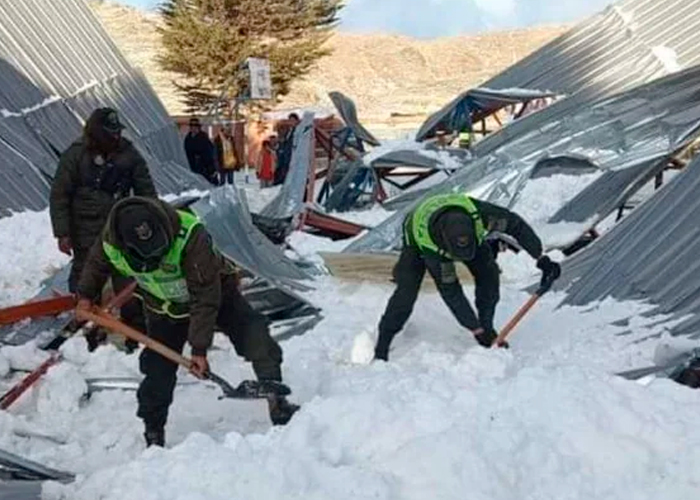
[474,329,510,349]
[536,255,561,292]
[474,329,497,348]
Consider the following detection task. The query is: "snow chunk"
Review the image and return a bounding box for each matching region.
[350,330,375,365]
[0,342,50,371]
[0,209,70,307]
[36,363,87,416]
[651,46,681,73]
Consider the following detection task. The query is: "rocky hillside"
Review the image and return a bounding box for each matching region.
[89,1,567,130]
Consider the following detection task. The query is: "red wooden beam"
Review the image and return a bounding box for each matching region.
[303,209,367,237]
[0,295,75,326]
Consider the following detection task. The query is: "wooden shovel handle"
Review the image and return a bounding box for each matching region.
[78,309,192,370]
[494,294,541,347]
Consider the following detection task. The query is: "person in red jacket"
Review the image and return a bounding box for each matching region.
[258,136,277,188]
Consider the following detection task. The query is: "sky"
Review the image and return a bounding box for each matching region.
[116,0,615,38]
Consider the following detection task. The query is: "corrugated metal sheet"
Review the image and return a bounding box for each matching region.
[329,92,381,147]
[485,0,700,96]
[0,481,42,500]
[347,65,700,253]
[555,158,700,340]
[260,113,316,220]
[462,0,700,163]
[0,0,207,214]
[548,157,662,223]
[192,187,315,288]
[0,138,50,216]
[371,147,470,171]
[0,117,57,174]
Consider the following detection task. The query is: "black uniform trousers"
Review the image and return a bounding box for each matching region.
[136,275,283,430]
[375,243,499,359]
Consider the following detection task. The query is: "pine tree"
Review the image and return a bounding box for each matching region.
[158,0,343,114]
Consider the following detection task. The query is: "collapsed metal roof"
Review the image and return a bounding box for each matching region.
[484,0,700,97]
[415,87,556,142]
[328,92,381,148]
[260,112,316,220]
[555,158,700,340]
[346,64,700,253]
[191,187,316,290]
[464,0,700,162]
[0,188,320,347]
[0,0,207,215]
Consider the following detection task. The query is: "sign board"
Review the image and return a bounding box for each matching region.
[247,57,272,100]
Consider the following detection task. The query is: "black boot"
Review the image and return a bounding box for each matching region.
[144,426,165,447]
[267,396,300,426]
[374,345,389,361]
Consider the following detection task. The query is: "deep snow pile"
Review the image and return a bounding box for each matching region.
[511,172,603,249]
[0,199,699,499]
[0,210,69,308]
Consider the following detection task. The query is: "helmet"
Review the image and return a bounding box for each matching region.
[113,199,172,272]
[435,209,476,261]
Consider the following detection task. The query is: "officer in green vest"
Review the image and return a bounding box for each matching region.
[374,192,561,361]
[76,197,296,447]
[458,128,473,149]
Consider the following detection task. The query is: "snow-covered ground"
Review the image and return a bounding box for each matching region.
[1,182,699,500]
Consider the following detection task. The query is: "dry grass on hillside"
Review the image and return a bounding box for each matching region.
[89,1,567,128]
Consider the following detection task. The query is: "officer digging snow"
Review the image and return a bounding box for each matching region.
[374,192,561,361]
[76,196,298,447]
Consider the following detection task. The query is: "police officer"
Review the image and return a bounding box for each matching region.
[374,192,561,361]
[76,197,296,446]
[50,108,156,350]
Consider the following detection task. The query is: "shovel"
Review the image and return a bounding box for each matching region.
[493,274,557,348]
[0,282,137,411]
[77,309,290,400]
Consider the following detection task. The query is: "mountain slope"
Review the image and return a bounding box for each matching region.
[89,1,567,127]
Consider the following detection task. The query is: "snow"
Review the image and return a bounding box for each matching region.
[362,139,425,166]
[0,210,70,308]
[330,205,394,227]
[36,282,700,500]
[0,351,9,378]
[512,172,603,249]
[0,96,62,118]
[651,46,681,73]
[476,86,555,98]
[362,140,469,171]
[417,147,469,170]
[1,342,51,372]
[0,183,699,500]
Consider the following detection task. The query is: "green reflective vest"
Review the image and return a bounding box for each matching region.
[103,210,201,319]
[405,193,486,258]
[458,131,473,147]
